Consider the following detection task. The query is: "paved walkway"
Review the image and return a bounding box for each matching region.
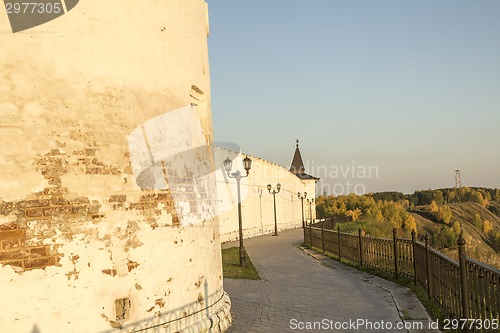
[223,228,440,333]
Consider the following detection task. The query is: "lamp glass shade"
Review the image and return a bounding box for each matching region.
[297,192,301,198]
[267,184,272,191]
[243,156,252,171]
[223,157,232,173]
[277,183,281,191]
[304,192,307,198]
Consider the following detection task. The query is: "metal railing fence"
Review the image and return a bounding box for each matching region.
[304,224,500,331]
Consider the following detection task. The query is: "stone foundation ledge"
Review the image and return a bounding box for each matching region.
[132,292,232,333]
[180,292,232,333]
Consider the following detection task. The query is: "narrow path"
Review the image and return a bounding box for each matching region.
[223,228,438,333]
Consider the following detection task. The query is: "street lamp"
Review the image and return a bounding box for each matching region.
[307,198,315,225]
[223,155,252,266]
[267,183,281,236]
[297,192,307,228]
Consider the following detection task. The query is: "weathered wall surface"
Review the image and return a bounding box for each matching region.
[0,1,231,332]
[214,147,317,243]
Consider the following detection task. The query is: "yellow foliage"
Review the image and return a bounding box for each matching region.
[429,200,439,213]
[482,220,493,234]
[346,208,362,221]
[436,205,452,224]
[403,214,417,232]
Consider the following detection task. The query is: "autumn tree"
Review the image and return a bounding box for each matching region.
[436,205,452,224]
[402,214,417,234]
[434,224,460,249]
[473,213,482,229]
[429,200,439,213]
[433,190,444,206]
[482,219,493,234]
[346,208,362,221]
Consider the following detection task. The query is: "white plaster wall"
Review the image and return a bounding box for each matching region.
[214,147,317,243]
[0,1,231,332]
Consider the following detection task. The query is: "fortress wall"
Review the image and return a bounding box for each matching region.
[214,147,317,243]
[0,1,231,332]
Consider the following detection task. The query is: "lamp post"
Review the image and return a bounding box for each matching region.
[297,192,307,228]
[307,198,315,225]
[267,183,281,236]
[223,155,252,267]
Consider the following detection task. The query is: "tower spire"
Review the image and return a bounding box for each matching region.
[290,140,305,174]
[289,139,320,182]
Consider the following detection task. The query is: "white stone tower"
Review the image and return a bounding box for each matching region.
[0,1,231,332]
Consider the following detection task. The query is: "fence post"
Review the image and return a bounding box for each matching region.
[393,228,398,278]
[337,225,341,260]
[458,233,470,319]
[411,230,417,286]
[321,222,325,253]
[425,234,432,298]
[358,228,364,267]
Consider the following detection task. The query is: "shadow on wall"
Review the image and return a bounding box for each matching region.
[97,285,228,333]
[28,283,228,333]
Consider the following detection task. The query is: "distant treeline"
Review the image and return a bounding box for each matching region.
[315,187,500,249]
[371,187,500,207]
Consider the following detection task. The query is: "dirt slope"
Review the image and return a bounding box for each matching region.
[412,202,500,268]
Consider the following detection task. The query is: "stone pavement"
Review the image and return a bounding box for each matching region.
[222,228,441,333]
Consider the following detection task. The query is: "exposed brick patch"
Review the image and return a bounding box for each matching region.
[34,149,67,186]
[0,229,25,241]
[109,195,126,203]
[155,298,165,307]
[17,199,50,208]
[41,187,69,196]
[127,260,139,272]
[24,257,58,270]
[129,190,180,226]
[108,195,125,210]
[102,268,117,276]
[1,239,25,250]
[0,222,17,231]
[73,155,121,175]
[0,241,59,271]
[0,201,15,215]
[51,197,70,206]
[0,134,209,277]
[19,197,100,221]
[70,255,80,264]
[72,148,96,156]
[0,183,101,273]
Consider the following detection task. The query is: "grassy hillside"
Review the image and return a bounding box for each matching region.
[410,212,439,236]
[488,201,500,216]
[316,192,500,269]
[412,202,500,268]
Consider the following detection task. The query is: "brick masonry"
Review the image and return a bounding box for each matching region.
[0,182,184,272]
[0,189,95,271]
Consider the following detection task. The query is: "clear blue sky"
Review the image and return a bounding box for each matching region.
[207,0,500,195]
